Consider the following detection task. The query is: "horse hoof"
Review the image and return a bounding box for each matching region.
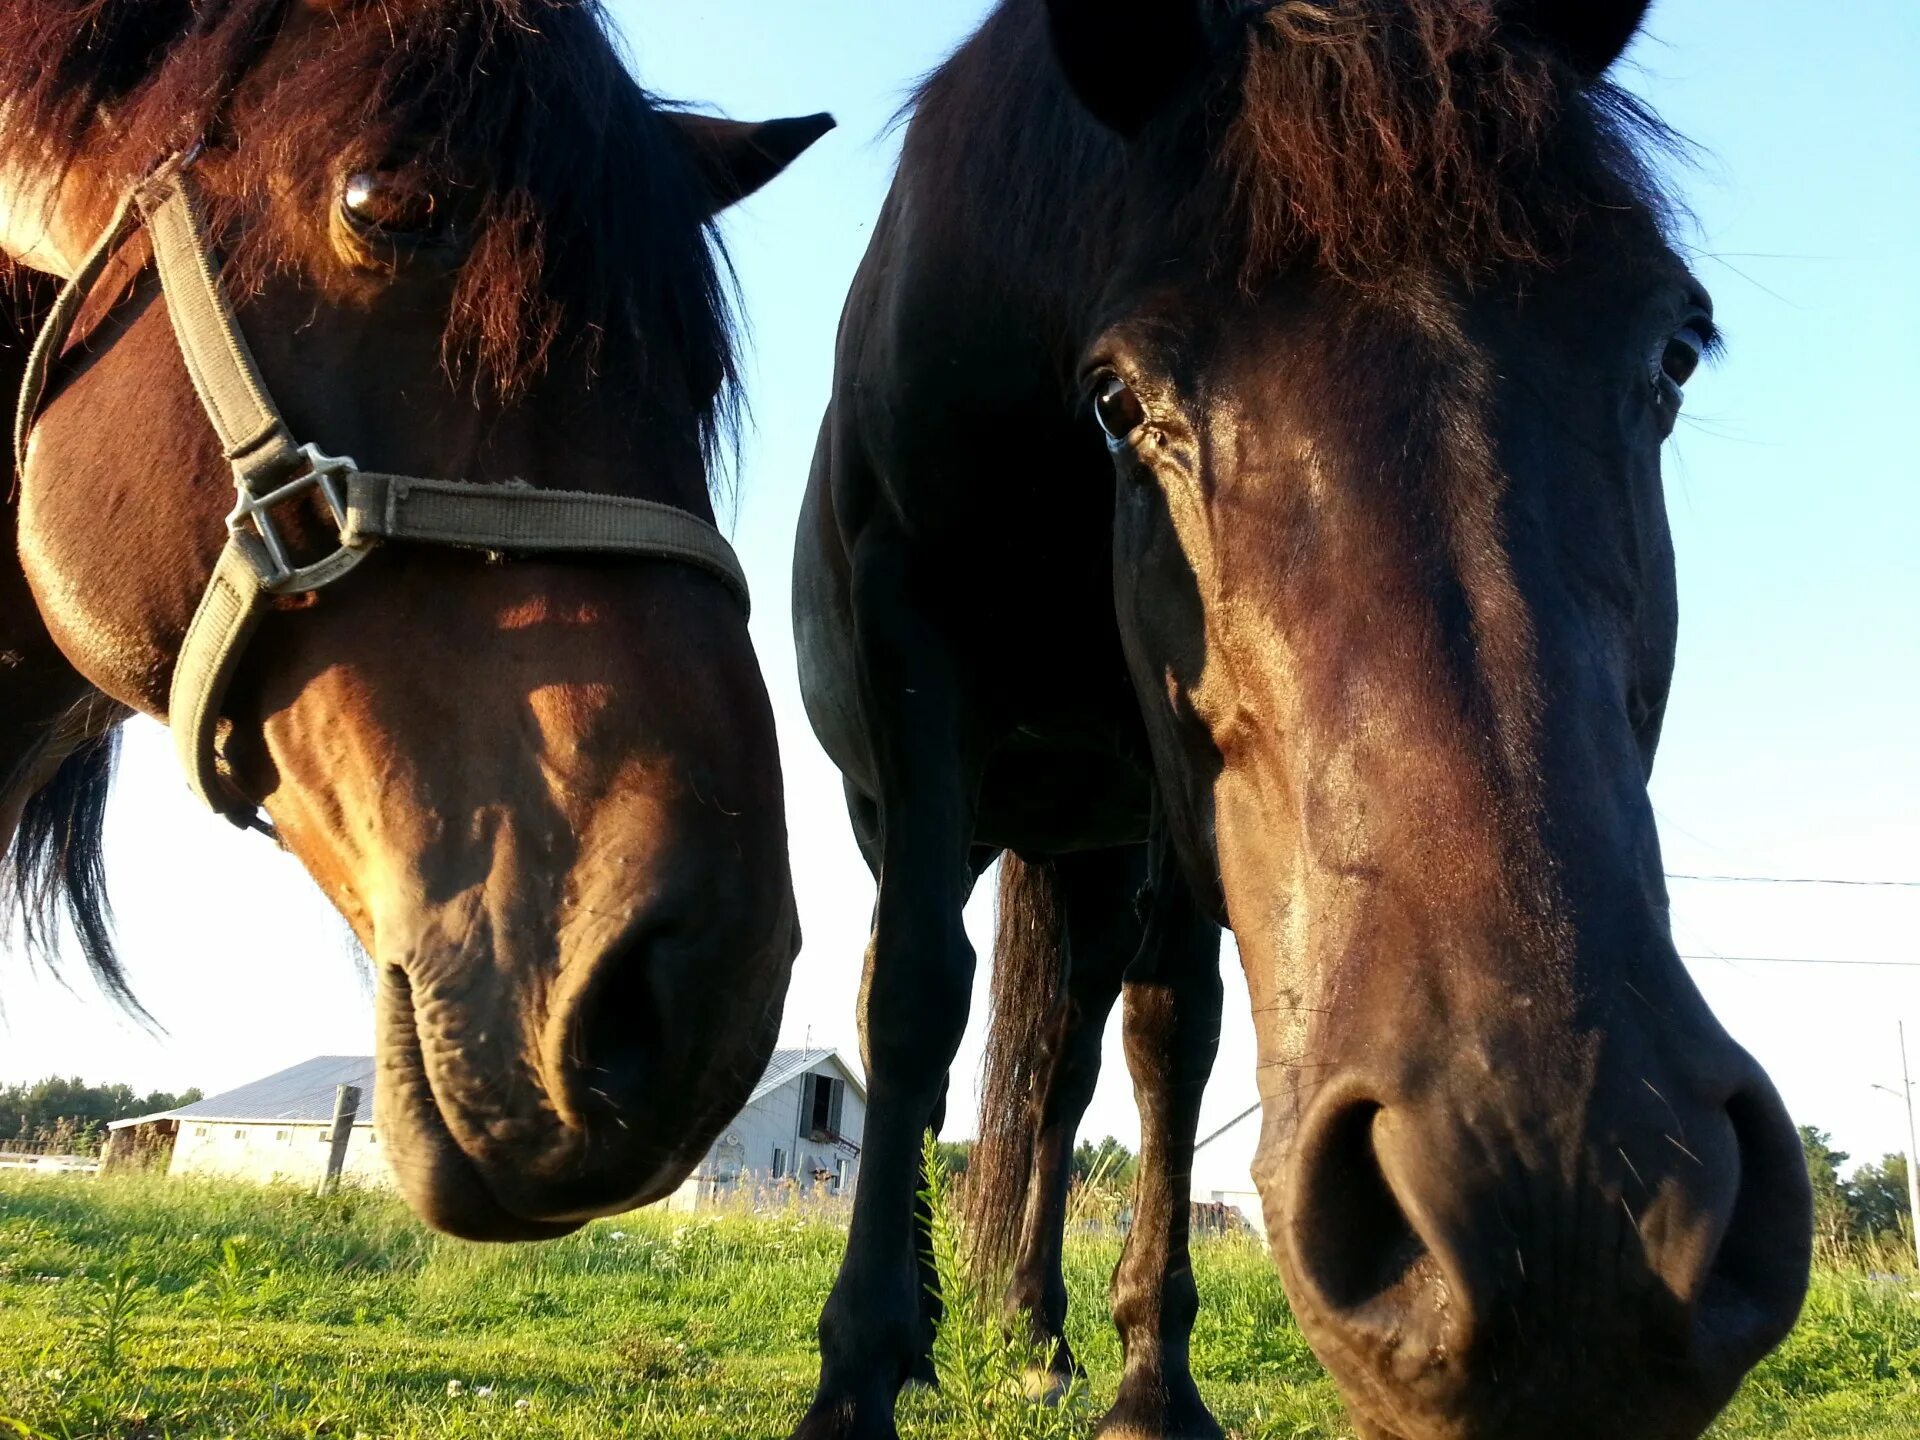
[1094,1383,1226,1440]
[1094,1420,1226,1440]
[1022,1366,1073,1405]
[785,1396,902,1440]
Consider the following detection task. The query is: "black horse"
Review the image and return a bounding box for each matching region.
[791,3,1811,1439]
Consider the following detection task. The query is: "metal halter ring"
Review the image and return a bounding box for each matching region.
[224,443,375,594]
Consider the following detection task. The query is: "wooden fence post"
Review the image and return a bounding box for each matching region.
[318,1084,362,1197]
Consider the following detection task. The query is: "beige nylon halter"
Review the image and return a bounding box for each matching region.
[14,153,750,830]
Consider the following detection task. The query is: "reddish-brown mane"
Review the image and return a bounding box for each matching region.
[0,0,738,425]
[912,0,1683,285]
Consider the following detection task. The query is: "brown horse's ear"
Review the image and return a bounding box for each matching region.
[665,113,836,218]
[1043,0,1211,138]
[1505,0,1656,80]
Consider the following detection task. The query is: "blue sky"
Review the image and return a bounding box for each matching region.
[4,1,1916,1177]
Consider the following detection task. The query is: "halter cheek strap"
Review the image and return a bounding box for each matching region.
[15,154,750,830]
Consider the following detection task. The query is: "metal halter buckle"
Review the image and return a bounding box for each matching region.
[226,443,374,594]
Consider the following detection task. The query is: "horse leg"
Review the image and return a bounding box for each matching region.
[1099,855,1225,1440]
[1004,846,1143,1389]
[790,547,984,1440]
[843,782,987,1393]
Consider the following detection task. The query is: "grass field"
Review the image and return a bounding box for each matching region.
[0,1171,1915,1439]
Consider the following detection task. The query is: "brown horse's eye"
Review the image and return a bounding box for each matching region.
[341,171,441,236]
[1094,374,1146,444]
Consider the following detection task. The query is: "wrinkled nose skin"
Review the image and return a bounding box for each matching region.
[373,866,801,1244]
[1269,1009,1812,1440]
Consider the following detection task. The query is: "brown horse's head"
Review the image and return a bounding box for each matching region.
[1043,0,1809,1433]
[2,0,828,1239]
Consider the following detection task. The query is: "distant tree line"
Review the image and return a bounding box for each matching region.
[929,1134,1141,1188]
[0,1077,203,1153]
[1800,1126,1913,1251]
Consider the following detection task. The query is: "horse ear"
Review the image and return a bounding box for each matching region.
[1505,0,1656,81]
[1043,0,1211,138]
[665,113,835,218]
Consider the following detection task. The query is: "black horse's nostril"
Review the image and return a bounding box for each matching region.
[1697,1085,1814,1367]
[1293,1100,1433,1317]
[1279,1063,1814,1438]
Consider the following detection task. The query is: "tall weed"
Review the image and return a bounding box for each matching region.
[921,1133,1090,1440]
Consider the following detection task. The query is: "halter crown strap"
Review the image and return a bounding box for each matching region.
[15,155,750,831]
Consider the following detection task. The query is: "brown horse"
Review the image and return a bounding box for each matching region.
[792,3,1811,1438]
[1,0,828,1242]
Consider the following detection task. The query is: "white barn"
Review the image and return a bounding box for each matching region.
[106,1048,867,1208]
[1189,1101,1266,1236]
[664,1047,866,1210]
[107,1055,386,1189]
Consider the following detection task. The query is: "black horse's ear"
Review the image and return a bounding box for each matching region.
[1044,0,1211,138]
[1506,0,1656,81]
[665,113,836,217]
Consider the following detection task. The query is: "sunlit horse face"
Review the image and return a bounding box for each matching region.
[1050,1,1811,1434]
[2,0,826,1240]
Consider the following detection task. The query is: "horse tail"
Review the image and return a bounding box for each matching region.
[965,852,1068,1278]
[4,720,140,1017]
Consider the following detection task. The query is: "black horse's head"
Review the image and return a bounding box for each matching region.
[1043,1,1810,1434]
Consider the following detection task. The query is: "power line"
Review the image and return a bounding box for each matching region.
[1668,872,1920,890]
[1680,953,1920,970]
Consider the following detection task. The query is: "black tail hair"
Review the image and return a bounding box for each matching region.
[964,853,1068,1278]
[3,719,141,1018]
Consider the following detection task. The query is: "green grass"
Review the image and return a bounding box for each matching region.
[0,1172,1913,1439]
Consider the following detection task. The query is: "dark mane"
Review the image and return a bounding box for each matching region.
[0,0,738,439]
[912,0,1684,288]
[3,720,134,1019]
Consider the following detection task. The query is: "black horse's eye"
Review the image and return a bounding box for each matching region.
[341,171,441,236]
[1654,318,1713,399]
[1093,374,1146,444]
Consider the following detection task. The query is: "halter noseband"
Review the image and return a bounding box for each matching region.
[13,152,750,831]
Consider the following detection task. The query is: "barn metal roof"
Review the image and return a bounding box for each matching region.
[112,1047,863,1129]
[131,1055,379,1127]
[748,1047,866,1105]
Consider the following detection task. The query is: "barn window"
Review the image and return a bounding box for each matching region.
[803,1073,844,1140]
[233,1129,245,1140]
[772,1147,786,1179]
[193,1126,207,1137]
[835,1158,849,1193]
[275,1130,290,1142]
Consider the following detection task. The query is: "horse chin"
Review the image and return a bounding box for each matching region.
[369,975,585,1242]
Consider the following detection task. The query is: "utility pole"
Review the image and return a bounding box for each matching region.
[1902,1023,1920,1273]
[1873,1023,1920,1272]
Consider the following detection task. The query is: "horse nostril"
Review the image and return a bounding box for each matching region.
[1696,1085,1814,1366]
[1293,1100,1433,1317]
[569,940,665,1120]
